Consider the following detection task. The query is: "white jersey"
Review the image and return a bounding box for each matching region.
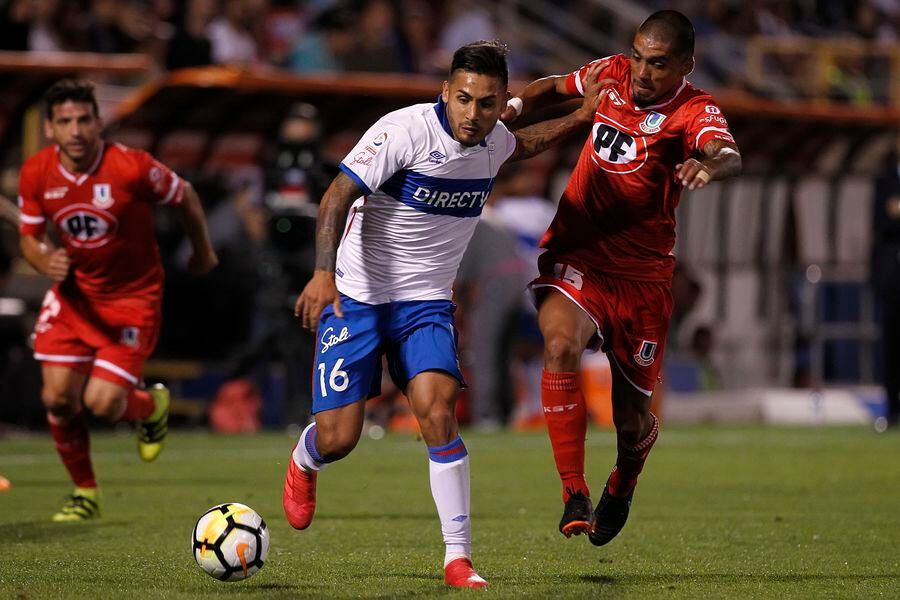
[335,98,517,304]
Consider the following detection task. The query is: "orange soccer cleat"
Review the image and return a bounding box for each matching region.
[282,457,317,530]
[444,557,489,589]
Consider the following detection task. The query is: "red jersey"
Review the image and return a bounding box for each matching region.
[541,54,735,282]
[18,142,184,300]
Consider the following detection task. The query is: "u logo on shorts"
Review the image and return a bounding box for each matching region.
[633,340,658,366]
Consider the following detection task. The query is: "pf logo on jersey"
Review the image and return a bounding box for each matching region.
[591,117,648,174]
[55,204,118,248]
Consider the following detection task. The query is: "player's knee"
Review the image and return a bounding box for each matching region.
[83,388,127,421]
[314,427,359,462]
[543,333,582,370]
[41,387,79,418]
[614,413,651,447]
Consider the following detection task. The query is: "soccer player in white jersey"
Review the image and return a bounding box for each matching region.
[283,41,609,588]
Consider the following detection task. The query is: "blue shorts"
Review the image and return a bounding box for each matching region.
[312,294,465,413]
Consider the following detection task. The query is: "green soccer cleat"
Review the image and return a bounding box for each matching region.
[52,487,102,522]
[137,384,169,462]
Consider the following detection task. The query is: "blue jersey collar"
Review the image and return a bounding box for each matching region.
[433,95,487,147]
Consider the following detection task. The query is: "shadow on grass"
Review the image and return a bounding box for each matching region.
[595,573,900,585]
[0,519,125,543]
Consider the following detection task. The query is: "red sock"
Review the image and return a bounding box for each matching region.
[541,370,590,501]
[607,413,659,497]
[48,412,97,488]
[118,388,154,422]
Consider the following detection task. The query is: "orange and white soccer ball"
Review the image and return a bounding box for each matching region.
[192,502,269,581]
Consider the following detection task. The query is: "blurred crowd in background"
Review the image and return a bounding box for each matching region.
[0,0,898,432]
[1,0,899,102]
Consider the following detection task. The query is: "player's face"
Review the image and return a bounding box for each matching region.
[442,71,508,147]
[44,101,102,166]
[629,32,694,107]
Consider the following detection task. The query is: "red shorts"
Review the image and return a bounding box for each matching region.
[530,253,673,396]
[32,287,161,388]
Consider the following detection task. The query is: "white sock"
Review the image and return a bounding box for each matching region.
[428,436,471,567]
[292,422,327,472]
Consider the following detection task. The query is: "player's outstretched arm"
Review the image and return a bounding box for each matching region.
[176,182,219,275]
[501,60,609,123]
[508,64,611,163]
[20,235,70,282]
[295,171,362,331]
[675,139,742,191]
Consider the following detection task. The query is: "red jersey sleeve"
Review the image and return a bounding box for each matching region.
[17,158,46,237]
[564,54,628,97]
[134,150,184,206]
[683,97,735,154]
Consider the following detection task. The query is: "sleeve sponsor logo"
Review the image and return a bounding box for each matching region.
[698,114,729,125]
[705,105,721,114]
[350,152,375,167]
[372,132,388,147]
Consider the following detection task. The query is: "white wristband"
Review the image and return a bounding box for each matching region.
[507,97,524,117]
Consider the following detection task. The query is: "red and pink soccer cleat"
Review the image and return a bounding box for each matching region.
[282,457,317,530]
[444,557,489,588]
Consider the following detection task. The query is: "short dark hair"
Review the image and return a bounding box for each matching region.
[449,40,509,88]
[44,79,99,120]
[638,10,695,59]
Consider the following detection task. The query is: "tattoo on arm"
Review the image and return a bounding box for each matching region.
[510,112,591,162]
[700,139,742,180]
[314,171,363,272]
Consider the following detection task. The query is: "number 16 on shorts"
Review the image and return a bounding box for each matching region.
[317,359,349,397]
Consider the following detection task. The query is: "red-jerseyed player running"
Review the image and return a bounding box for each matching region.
[502,11,742,545]
[18,80,218,521]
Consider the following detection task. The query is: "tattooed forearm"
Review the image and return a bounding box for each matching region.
[314,171,362,272]
[700,139,742,180]
[510,111,593,162]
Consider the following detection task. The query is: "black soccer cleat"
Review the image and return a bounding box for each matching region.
[559,489,594,537]
[588,485,633,546]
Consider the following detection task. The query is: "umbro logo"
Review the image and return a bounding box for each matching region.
[451,514,468,522]
[428,150,446,164]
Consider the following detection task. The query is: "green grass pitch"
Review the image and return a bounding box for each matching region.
[1,426,899,598]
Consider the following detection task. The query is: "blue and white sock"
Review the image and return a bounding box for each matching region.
[428,436,471,567]
[292,422,327,472]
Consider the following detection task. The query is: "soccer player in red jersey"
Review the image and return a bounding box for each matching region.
[17,80,218,521]
[502,11,742,545]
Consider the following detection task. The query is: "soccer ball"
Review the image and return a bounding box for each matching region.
[192,503,269,581]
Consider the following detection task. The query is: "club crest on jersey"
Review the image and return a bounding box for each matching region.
[639,111,666,134]
[633,340,658,366]
[121,327,140,348]
[55,204,118,248]
[92,184,114,209]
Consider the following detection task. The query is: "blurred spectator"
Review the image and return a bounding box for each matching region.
[398,0,441,74]
[436,3,496,65]
[690,325,721,391]
[166,0,216,70]
[341,0,405,73]
[285,6,354,73]
[456,213,531,428]
[669,263,703,353]
[871,135,900,428]
[209,0,260,66]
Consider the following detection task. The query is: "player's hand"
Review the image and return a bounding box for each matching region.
[500,99,522,124]
[295,270,343,332]
[188,248,219,275]
[44,248,71,282]
[675,159,712,190]
[575,63,616,122]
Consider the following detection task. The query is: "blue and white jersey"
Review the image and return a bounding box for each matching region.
[336,97,517,304]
